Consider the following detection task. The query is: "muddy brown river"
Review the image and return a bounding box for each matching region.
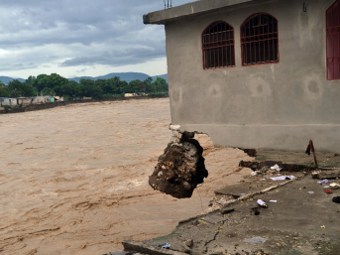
[0,98,250,255]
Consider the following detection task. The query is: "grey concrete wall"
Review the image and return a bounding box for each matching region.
[165,0,340,152]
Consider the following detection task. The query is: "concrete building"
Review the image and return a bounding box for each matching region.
[144,0,340,152]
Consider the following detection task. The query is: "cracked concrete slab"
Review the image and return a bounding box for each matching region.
[123,176,340,255]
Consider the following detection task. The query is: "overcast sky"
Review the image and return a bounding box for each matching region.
[0,0,193,79]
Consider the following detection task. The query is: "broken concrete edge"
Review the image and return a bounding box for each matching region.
[169,124,211,140]
[122,241,188,255]
[176,178,295,226]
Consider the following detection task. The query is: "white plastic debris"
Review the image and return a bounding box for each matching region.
[308,191,315,195]
[330,183,340,189]
[270,175,296,181]
[169,124,181,131]
[270,164,282,172]
[161,242,171,249]
[257,199,268,208]
[269,200,278,203]
[244,236,267,244]
[317,179,329,185]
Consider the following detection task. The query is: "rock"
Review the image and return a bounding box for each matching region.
[183,239,193,248]
[220,207,235,215]
[332,196,340,203]
[149,131,208,198]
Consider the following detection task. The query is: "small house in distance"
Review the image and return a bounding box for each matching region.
[144,0,340,153]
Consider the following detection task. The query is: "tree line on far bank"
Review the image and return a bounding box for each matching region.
[0,73,168,100]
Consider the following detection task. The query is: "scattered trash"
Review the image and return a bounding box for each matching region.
[318,179,329,185]
[257,199,268,208]
[324,189,333,194]
[169,124,181,131]
[244,236,267,244]
[239,160,309,172]
[270,164,282,172]
[332,196,340,204]
[330,183,340,189]
[270,175,296,181]
[312,169,340,179]
[308,191,315,195]
[269,200,278,203]
[220,207,235,215]
[161,242,171,249]
[251,207,260,215]
[320,225,326,229]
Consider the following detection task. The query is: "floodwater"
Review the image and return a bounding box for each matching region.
[0,98,250,255]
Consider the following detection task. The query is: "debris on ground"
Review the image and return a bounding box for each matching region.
[333,196,340,203]
[244,236,267,244]
[256,199,268,208]
[160,243,171,249]
[270,175,296,181]
[239,160,311,173]
[270,164,282,172]
[220,207,235,215]
[149,130,208,198]
[312,169,340,179]
[330,182,340,189]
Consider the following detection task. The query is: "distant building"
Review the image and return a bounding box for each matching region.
[32,96,51,104]
[1,97,18,107]
[144,0,340,152]
[124,93,138,98]
[17,97,33,106]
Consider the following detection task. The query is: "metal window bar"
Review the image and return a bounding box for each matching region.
[241,14,279,65]
[163,0,172,9]
[202,22,235,69]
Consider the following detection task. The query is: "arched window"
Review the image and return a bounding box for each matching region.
[326,0,340,80]
[202,21,235,69]
[241,13,279,65]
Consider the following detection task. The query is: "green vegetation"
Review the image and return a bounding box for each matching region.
[0,73,168,99]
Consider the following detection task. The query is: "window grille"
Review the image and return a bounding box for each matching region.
[241,13,279,65]
[202,21,235,69]
[326,0,340,80]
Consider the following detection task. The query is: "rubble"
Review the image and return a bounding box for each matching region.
[149,131,208,198]
[312,169,340,179]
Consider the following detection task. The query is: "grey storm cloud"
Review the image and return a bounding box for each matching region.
[0,0,192,71]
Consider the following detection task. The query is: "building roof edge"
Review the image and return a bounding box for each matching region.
[143,0,255,25]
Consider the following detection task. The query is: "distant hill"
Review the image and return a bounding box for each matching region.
[70,72,168,83]
[152,74,168,81]
[0,72,168,85]
[0,76,25,85]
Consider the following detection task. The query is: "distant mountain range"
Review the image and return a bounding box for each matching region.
[0,76,25,85]
[70,72,168,83]
[0,72,168,85]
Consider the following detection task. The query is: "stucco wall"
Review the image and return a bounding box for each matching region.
[165,0,340,152]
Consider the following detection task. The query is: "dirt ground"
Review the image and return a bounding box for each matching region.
[0,98,252,255]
